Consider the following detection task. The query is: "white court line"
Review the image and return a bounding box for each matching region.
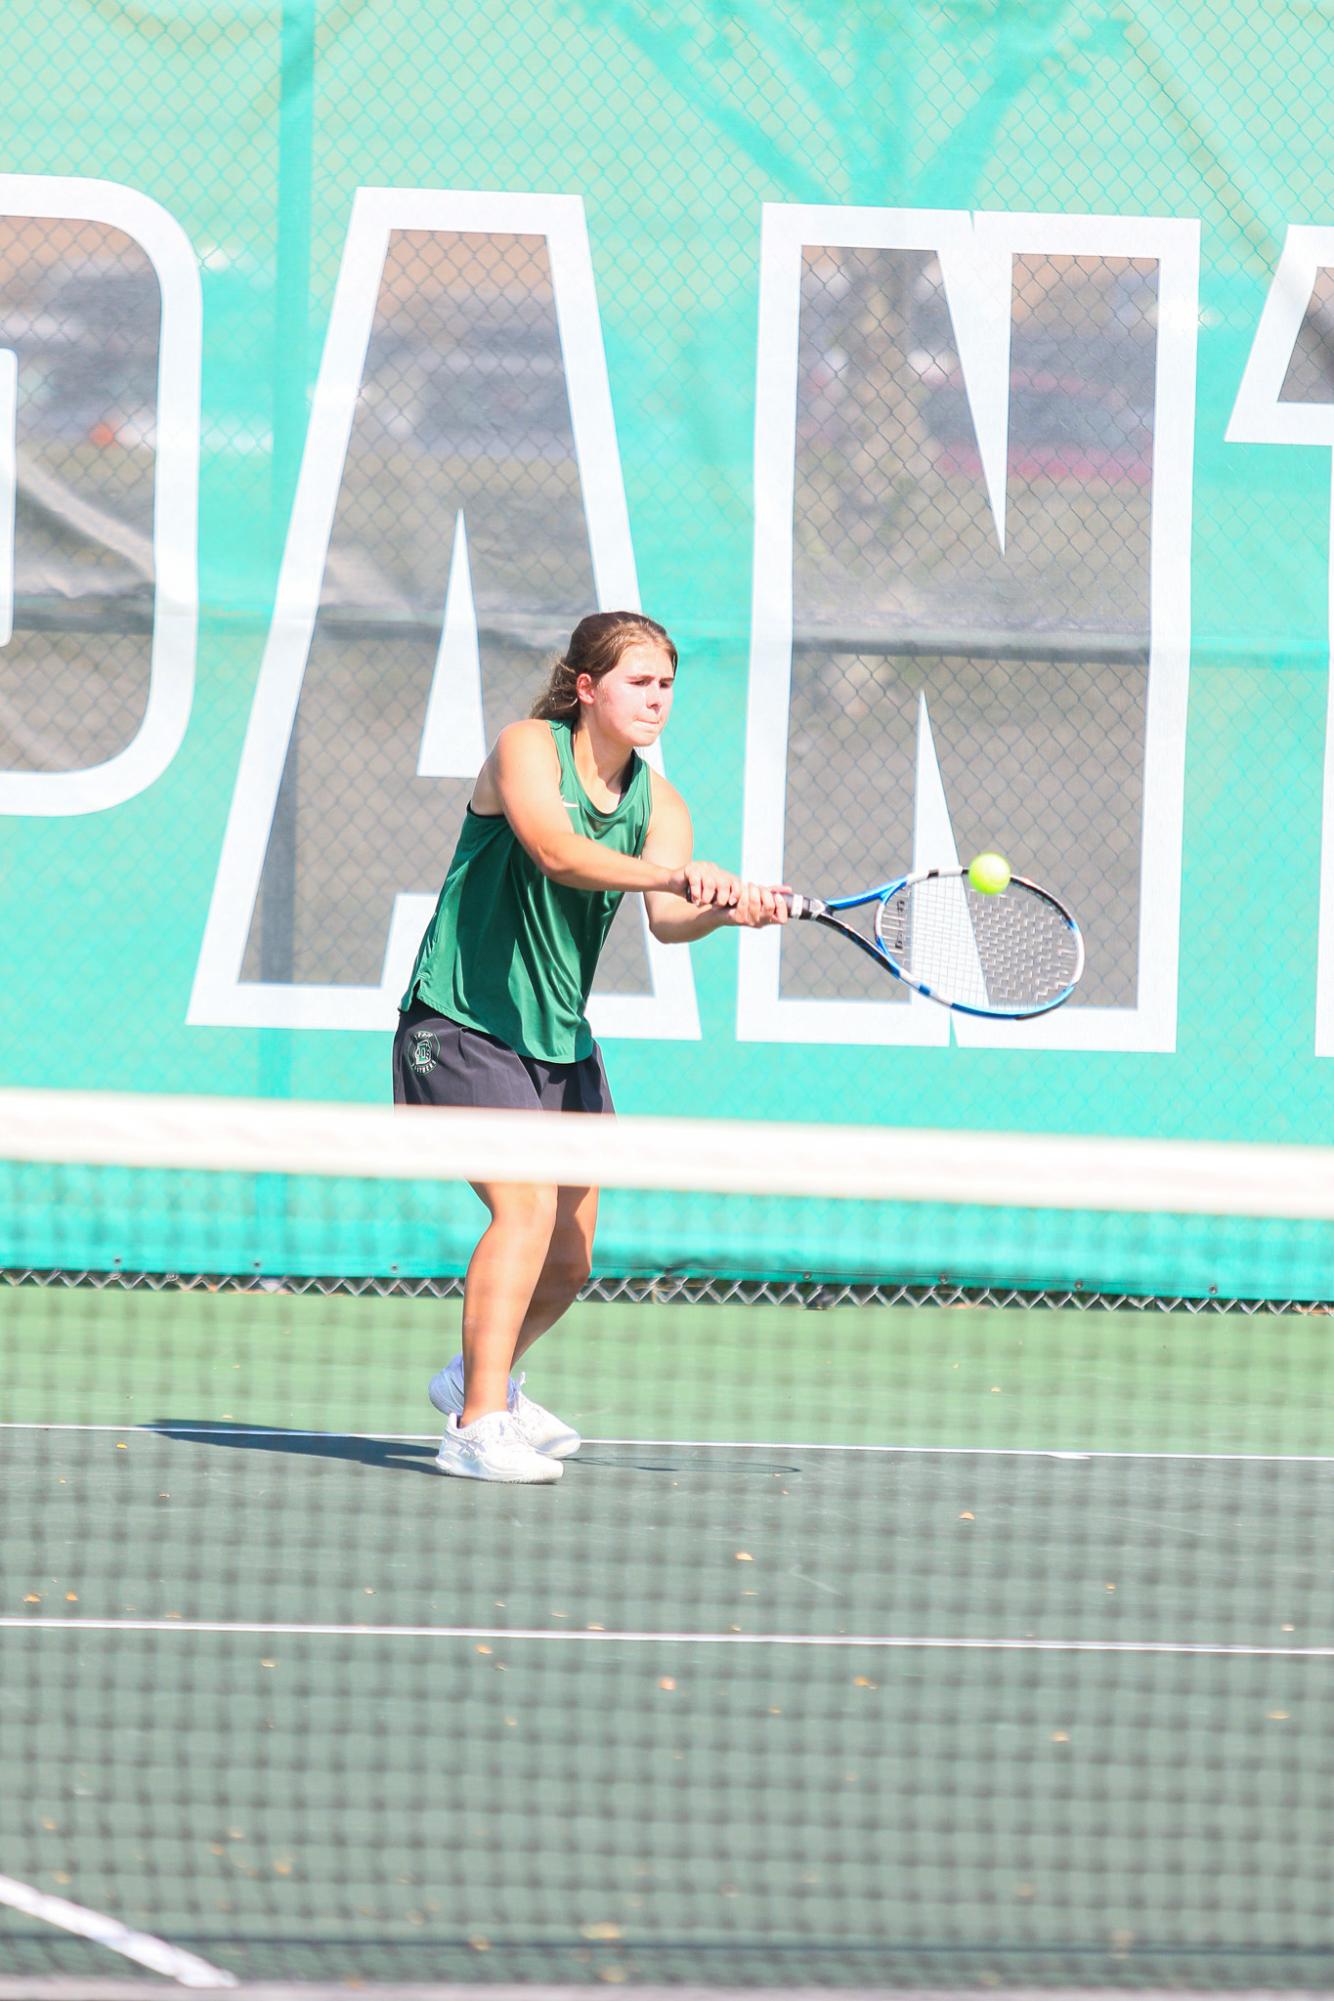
[0,1873,236,1988]
[2,1422,1333,1463]
[2,1619,1332,1655]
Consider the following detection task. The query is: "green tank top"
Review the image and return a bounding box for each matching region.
[401,721,653,1061]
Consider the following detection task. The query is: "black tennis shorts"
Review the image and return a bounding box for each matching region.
[392,999,614,1115]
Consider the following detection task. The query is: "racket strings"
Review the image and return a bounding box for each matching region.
[878,879,1080,1011]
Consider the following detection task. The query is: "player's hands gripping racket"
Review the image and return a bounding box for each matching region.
[786,859,1084,1020]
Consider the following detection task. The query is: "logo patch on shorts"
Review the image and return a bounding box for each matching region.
[408,1028,439,1074]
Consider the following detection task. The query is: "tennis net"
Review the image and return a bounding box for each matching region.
[4,1088,1334,1995]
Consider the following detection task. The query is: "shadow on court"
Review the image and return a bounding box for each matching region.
[145,1422,803,1480]
[577,1448,805,1477]
[147,1420,440,1474]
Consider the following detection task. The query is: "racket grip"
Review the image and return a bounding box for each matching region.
[786,893,825,920]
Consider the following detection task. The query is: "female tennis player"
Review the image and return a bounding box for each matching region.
[394,610,788,1483]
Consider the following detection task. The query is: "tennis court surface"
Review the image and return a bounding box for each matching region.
[5,1093,1334,1995]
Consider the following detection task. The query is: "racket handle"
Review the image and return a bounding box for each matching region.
[786,893,826,920]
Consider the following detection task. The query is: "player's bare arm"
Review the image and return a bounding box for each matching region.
[642,772,789,943]
[480,721,742,906]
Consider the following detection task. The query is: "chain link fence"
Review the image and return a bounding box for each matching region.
[5,1264,1326,1314]
[5,1,1334,1281]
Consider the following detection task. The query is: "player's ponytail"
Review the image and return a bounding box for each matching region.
[530,611,677,723]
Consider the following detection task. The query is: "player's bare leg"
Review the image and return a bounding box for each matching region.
[512,1184,598,1364]
[459,1179,557,1425]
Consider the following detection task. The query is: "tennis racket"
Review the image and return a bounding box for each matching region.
[785,867,1084,1019]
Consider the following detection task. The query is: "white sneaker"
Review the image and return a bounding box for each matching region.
[429,1355,581,1460]
[509,1375,582,1459]
[434,1410,563,1483]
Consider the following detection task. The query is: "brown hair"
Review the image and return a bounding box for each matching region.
[530,611,677,723]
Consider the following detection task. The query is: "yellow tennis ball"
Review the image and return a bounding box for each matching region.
[968,851,1011,895]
